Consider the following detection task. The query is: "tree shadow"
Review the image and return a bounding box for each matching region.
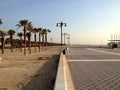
[21,55,60,90]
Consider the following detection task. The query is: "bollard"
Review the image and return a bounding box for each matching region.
[63,49,66,55]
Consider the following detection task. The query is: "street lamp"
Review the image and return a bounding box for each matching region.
[67,34,71,47]
[62,33,68,45]
[0,19,2,25]
[56,21,67,46]
[51,37,52,47]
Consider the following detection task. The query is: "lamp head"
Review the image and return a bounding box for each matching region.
[56,23,58,27]
[64,23,67,27]
[0,19,2,24]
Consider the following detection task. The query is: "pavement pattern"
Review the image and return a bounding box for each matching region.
[66,48,120,90]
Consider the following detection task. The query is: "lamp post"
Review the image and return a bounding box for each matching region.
[51,37,52,48]
[0,19,2,25]
[62,33,68,46]
[56,21,67,46]
[67,34,71,47]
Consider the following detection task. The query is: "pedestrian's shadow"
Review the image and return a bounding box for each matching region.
[21,54,60,90]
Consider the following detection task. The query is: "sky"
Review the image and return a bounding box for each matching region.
[1,0,120,45]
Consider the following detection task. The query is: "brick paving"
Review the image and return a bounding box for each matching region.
[66,48,120,90]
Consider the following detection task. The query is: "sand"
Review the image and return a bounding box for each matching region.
[0,46,61,90]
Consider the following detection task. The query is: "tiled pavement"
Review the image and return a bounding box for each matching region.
[66,48,120,90]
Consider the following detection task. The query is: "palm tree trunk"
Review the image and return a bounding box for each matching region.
[38,33,41,52]
[45,34,47,47]
[29,32,31,54]
[34,33,36,53]
[45,34,47,51]
[42,35,44,51]
[24,27,26,55]
[10,36,13,52]
[1,37,4,54]
[20,37,22,52]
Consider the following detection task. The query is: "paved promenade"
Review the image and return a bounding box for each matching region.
[66,48,120,90]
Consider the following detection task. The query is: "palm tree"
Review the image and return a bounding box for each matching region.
[41,29,46,50]
[46,29,51,46]
[26,32,31,54]
[7,29,16,52]
[26,22,33,54]
[42,29,51,47]
[32,28,39,53]
[17,32,23,52]
[0,30,6,54]
[37,28,42,52]
[17,19,31,55]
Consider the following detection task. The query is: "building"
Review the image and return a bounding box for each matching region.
[107,42,117,49]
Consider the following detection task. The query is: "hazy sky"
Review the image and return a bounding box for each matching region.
[1,0,120,45]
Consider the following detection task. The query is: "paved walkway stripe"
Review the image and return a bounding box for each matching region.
[87,48,120,56]
[68,59,120,62]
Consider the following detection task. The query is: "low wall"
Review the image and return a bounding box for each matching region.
[54,53,74,90]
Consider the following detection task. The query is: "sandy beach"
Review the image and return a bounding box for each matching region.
[0,46,61,90]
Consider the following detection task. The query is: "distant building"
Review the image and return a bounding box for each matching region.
[107,42,117,49]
